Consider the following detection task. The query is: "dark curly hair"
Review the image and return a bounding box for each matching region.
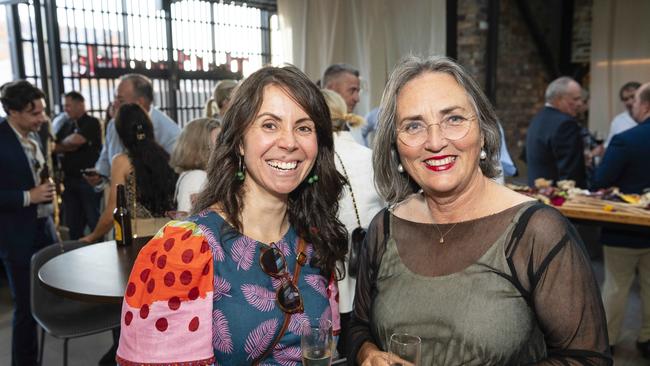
[193,65,348,278]
[114,103,178,216]
[0,80,46,114]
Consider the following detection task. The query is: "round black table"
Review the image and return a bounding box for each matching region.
[38,237,150,303]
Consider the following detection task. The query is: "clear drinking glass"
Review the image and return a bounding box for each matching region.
[388,333,421,366]
[301,318,333,366]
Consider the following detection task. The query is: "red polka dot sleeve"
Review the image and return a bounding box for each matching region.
[116,221,215,366]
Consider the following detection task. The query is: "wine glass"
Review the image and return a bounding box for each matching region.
[388,333,421,366]
[301,318,333,366]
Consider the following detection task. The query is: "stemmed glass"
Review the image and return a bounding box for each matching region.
[388,333,421,366]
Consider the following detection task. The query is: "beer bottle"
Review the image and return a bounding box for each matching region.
[113,184,133,246]
[39,164,54,203]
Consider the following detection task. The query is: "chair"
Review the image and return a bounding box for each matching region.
[30,241,122,366]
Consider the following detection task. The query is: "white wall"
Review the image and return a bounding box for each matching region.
[277,0,446,116]
[590,0,650,135]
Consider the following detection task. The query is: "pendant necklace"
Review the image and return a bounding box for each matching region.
[434,222,458,244]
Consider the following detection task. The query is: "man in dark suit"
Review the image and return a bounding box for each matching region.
[0,80,57,366]
[526,76,586,187]
[592,82,650,358]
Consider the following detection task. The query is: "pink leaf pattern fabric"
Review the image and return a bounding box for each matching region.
[271,271,293,290]
[305,243,314,262]
[212,309,233,354]
[231,236,257,270]
[244,318,279,360]
[273,344,301,366]
[199,224,225,262]
[320,306,332,329]
[274,239,291,257]
[213,276,232,301]
[288,312,309,335]
[241,284,276,312]
[305,274,328,298]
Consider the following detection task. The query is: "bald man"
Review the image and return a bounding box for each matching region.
[526,76,586,187]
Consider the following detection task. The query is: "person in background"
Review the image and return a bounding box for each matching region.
[52,91,102,240]
[323,64,361,114]
[362,107,379,148]
[86,73,180,185]
[323,63,366,146]
[495,121,517,184]
[349,56,610,365]
[170,117,221,213]
[592,82,650,358]
[80,103,177,243]
[526,76,586,187]
[321,89,384,357]
[102,101,115,137]
[0,80,57,366]
[604,81,640,148]
[116,65,347,365]
[203,79,238,119]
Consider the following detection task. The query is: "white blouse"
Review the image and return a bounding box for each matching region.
[175,169,207,212]
[334,131,385,313]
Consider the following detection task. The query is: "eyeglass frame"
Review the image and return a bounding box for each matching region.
[396,115,477,147]
[259,243,306,314]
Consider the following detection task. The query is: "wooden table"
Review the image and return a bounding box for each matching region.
[555,196,650,231]
[38,237,150,303]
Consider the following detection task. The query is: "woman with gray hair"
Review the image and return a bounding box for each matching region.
[348,56,610,365]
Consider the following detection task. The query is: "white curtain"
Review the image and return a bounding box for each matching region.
[590,0,650,135]
[277,0,446,116]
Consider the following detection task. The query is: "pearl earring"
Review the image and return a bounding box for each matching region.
[397,164,404,173]
[479,149,487,160]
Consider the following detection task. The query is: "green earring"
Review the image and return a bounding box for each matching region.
[236,156,245,181]
[307,174,319,184]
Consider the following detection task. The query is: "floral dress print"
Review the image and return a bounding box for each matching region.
[117,210,334,365]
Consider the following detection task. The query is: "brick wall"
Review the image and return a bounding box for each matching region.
[456,0,592,181]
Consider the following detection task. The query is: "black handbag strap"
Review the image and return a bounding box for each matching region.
[334,152,362,228]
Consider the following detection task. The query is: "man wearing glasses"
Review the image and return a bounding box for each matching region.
[0,80,57,366]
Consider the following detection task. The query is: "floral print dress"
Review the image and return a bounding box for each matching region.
[116,210,333,365]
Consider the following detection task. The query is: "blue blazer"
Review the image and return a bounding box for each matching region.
[0,119,43,262]
[592,118,650,248]
[526,106,586,188]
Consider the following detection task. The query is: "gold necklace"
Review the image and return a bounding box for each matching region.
[434,222,458,244]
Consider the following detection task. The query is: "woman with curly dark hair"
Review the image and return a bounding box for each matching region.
[80,103,177,243]
[116,65,348,365]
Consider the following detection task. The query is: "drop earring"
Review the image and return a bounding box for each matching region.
[479,149,487,160]
[307,174,319,184]
[397,164,404,173]
[236,156,245,181]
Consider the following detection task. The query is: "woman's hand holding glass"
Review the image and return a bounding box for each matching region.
[301,318,333,365]
[388,333,421,366]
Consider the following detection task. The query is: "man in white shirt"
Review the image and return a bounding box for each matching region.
[605,81,640,148]
[85,74,180,185]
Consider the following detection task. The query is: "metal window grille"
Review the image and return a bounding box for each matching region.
[7,0,277,127]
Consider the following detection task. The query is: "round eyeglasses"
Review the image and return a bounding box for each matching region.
[397,115,474,147]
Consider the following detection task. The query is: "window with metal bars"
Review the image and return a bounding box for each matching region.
[5,0,279,127]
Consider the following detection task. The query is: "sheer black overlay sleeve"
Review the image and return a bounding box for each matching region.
[347,208,389,365]
[346,204,611,365]
[506,204,611,365]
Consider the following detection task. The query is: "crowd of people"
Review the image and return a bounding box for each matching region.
[4,54,650,365]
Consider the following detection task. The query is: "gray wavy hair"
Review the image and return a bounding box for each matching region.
[373,55,502,205]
